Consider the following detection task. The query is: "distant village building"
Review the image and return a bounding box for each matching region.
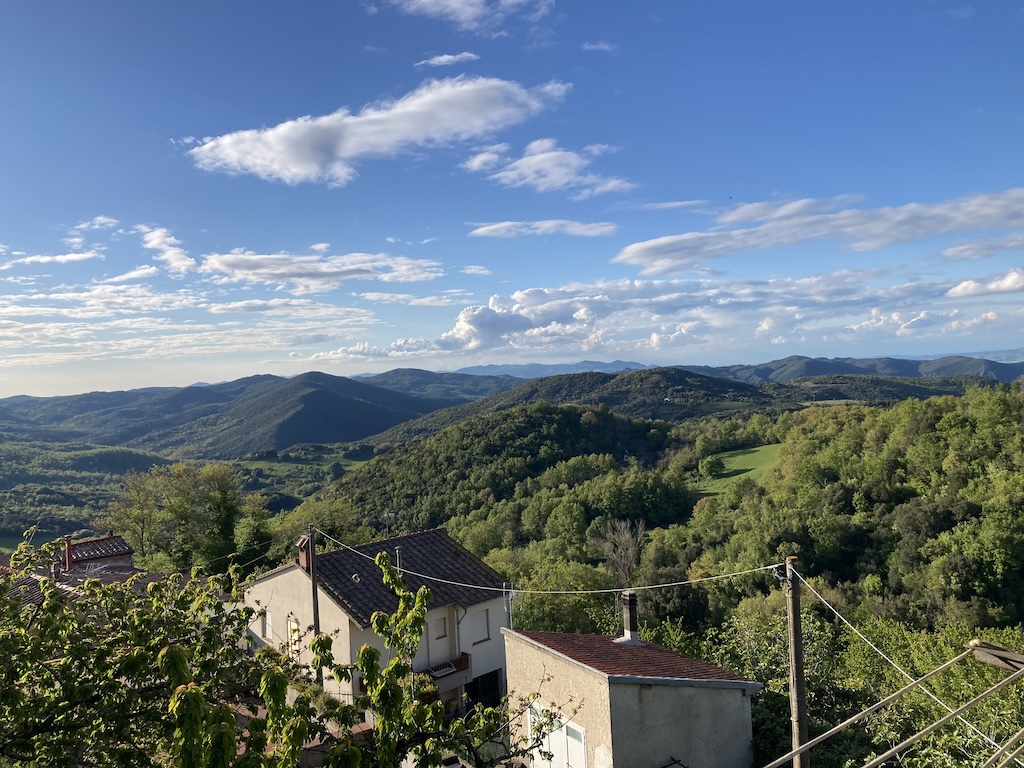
[244,528,510,712]
[64,531,135,572]
[503,592,761,768]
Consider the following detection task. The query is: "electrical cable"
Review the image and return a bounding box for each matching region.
[793,567,1019,763]
[313,526,783,596]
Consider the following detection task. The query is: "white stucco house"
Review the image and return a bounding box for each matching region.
[244,528,510,711]
[503,592,761,768]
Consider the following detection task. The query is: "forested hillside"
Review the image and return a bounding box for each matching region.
[279,381,1024,766]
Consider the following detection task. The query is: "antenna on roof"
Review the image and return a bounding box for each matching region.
[395,545,402,576]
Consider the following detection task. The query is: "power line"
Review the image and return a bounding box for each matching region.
[794,567,1018,762]
[313,527,783,596]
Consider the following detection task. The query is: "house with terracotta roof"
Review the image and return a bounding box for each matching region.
[63,532,135,572]
[503,592,761,768]
[243,528,511,711]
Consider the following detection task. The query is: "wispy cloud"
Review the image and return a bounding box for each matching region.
[415,51,480,67]
[467,219,617,237]
[462,265,491,275]
[463,138,634,200]
[199,250,444,294]
[582,41,617,52]
[206,298,374,320]
[615,188,1024,274]
[136,226,196,275]
[941,233,1024,260]
[632,200,706,211]
[386,0,553,32]
[102,265,161,283]
[0,250,104,270]
[358,291,464,306]
[189,77,569,186]
[71,215,119,232]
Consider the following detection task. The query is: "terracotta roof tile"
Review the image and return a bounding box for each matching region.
[314,529,505,627]
[69,534,134,563]
[510,629,753,683]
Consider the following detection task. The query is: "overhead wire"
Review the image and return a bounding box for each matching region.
[793,567,1019,762]
[313,526,783,596]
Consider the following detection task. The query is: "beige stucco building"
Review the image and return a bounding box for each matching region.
[503,594,761,768]
[244,528,510,710]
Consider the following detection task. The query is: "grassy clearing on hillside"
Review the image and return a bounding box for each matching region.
[699,443,781,496]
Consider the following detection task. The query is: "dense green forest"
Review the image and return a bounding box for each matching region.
[6,369,1024,765]
[275,382,1024,766]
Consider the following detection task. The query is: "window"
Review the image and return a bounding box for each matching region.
[435,616,448,639]
[530,706,586,768]
[261,610,272,640]
[471,608,490,644]
[287,616,301,656]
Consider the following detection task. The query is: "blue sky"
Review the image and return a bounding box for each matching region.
[2,1,1023,397]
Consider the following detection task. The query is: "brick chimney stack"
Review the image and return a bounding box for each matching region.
[614,589,643,645]
[296,535,310,571]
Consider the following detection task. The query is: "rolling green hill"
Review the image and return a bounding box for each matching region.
[357,368,523,402]
[0,372,457,459]
[367,366,785,444]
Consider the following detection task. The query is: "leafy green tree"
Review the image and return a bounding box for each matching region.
[698,455,726,480]
[1,544,559,768]
[101,463,270,573]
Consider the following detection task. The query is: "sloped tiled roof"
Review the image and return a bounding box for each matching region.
[314,529,506,628]
[508,629,756,686]
[70,534,134,563]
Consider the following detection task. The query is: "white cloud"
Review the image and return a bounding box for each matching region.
[102,265,161,283]
[136,226,196,274]
[462,265,491,275]
[467,219,617,237]
[461,143,509,172]
[310,242,331,253]
[615,187,1024,275]
[941,233,1024,260]
[358,291,463,306]
[633,200,707,210]
[71,215,119,232]
[0,250,104,270]
[199,250,444,294]
[947,268,1024,297]
[189,77,569,186]
[466,138,635,200]
[386,0,552,31]
[582,41,617,52]
[206,298,375,321]
[415,51,480,67]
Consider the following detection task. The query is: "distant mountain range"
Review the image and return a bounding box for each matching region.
[0,354,1018,460]
[450,354,1024,385]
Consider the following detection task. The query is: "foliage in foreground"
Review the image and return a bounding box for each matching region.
[0,545,557,768]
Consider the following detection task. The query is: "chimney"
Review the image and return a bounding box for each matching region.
[614,590,643,646]
[64,535,74,573]
[296,535,310,571]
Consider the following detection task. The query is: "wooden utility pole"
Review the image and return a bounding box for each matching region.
[308,524,323,686]
[786,556,809,768]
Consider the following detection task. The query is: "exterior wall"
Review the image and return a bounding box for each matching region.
[503,631,613,768]
[246,569,509,707]
[244,565,357,702]
[608,681,754,768]
[459,597,508,684]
